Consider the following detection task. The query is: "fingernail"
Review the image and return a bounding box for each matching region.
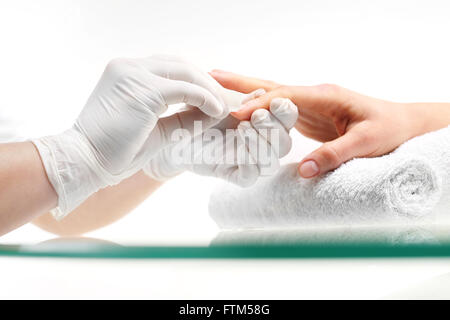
[230,111,247,120]
[209,69,226,77]
[298,160,319,178]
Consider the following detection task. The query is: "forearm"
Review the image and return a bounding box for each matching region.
[0,142,57,236]
[406,102,450,137]
[32,170,164,236]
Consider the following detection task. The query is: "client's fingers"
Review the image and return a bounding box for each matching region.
[209,70,279,94]
[231,87,292,120]
[232,84,352,121]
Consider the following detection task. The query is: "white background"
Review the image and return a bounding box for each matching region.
[1,0,450,299]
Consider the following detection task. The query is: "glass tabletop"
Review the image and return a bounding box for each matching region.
[2,223,450,259]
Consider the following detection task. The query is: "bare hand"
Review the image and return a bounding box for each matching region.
[210,70,442,178]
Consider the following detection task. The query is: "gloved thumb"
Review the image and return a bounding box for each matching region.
[298,131,366,178]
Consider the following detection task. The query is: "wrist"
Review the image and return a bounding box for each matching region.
[403,102,438,139]
[32,127,112,219]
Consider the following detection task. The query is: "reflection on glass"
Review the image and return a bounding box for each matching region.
[211,224,440,246]
[2,222,450,259]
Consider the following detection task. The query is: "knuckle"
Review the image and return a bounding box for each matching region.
[198,92,207,107]
[275,85,292,97]
[355,130,372,146]
[320,142,342,168]
[105,58,133,78]
[316,83,341,96]
[182,65,197,82]
[352,124,377,147]
[266,80,279,90]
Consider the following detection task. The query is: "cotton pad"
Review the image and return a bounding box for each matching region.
[218,87,265,112]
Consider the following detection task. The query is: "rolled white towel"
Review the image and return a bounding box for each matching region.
[209,126,450,229]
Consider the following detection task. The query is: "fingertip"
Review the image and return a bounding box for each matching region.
[209,69,228,81]
[198,88,228,118]
[231,110,250,121]
[209,70,218,77]
[298,160,320,178]
[210,69,227,74]
[202,99,226,118]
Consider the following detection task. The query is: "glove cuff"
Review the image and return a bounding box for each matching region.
[32,127,114,220]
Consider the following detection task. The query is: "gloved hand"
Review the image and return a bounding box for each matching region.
[33,56,227,219]
[144,93,298,187]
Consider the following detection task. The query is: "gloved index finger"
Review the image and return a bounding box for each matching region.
[141,56,224,103]
[158,77,225,118]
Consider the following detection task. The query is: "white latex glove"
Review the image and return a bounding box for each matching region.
[144,94,298,187]
[33,56,226,219]
[148,54,245,112]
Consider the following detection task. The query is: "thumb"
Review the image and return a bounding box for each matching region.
[298,130,369,178]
